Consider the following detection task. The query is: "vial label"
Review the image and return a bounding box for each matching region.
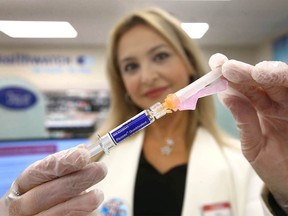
[110,111,151,144]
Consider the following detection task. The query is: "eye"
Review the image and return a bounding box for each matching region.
[153,52,170,62]
[122,62,139,74]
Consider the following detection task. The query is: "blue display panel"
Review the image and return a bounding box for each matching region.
[273,34,288,63]
[0,138,88,197]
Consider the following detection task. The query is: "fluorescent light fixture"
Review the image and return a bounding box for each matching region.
[181,22,209,39]
[0,21,77,38]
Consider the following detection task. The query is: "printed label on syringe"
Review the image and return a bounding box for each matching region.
[110,111,151,144]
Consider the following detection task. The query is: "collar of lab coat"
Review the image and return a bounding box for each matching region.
[96,127,237,216]
[182,127,236,215]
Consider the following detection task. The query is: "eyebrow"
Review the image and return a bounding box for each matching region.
[119,43,169,64]
[147,44,168,55]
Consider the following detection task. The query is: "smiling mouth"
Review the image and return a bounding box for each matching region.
[144,87,167,99]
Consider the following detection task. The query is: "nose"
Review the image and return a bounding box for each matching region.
[140,62,159,85]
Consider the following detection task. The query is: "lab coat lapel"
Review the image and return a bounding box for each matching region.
[97,131,144,215]
[181,128,236,216]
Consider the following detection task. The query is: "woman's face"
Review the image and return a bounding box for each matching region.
[117,24,191,109]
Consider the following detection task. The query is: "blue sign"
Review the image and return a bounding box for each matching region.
[273,34,288,63]
[0,87,37,110]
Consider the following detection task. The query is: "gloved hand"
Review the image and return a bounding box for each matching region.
[0,144,107,216]
[209,53,288,212]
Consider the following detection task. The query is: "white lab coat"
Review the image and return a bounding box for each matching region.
[90,127,274,216]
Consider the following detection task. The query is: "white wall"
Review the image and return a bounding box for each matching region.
[201,43,271,66]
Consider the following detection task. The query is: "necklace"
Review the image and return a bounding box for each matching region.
[160,138,175,156]
[149,125,176,156]
[149,112,186,156]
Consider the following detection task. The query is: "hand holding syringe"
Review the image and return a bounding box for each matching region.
[87,68,228,157]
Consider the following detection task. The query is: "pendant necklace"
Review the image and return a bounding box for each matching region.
[151,124,176,156]
[151,112,185,156]
[152,120,181,156]
[160,137,175,156]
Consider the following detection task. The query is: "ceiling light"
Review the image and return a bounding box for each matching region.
[0,21,77,38]
[181,22,209,39]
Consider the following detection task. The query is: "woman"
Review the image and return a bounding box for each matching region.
[1,7,288,216]
[89,7,285,216]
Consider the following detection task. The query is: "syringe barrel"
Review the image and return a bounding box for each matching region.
[88,102,167,157]
[87,134,115,157]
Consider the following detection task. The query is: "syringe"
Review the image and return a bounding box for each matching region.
[87,102,168,157]
[88,68,227,157]
[164,68,227,111]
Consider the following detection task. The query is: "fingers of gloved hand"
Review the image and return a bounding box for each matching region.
[227,81,281,116]
[208,53,228,70]
[251,61,288,105]
[219,89,264,162]
[222,59,256,84]
[221,59,280,114]
[15,144,91,195]
[34,189,104,216]
[252,61,288,86]
[9,162,107,216]
[222,59,288,107]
